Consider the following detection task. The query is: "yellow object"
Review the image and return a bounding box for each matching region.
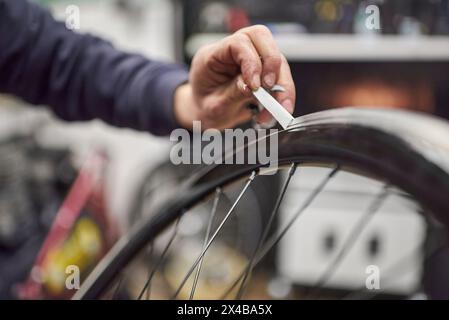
[315,0,341,22]
[41,217,103,296]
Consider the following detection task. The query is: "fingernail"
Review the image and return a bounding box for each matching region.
[237,79,249,93]
[251,74,261,90]
[264,73,275,87]
[282,99,294,113]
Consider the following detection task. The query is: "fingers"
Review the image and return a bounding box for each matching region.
[221,75,257,120]
[235,75,254,100]
[274,55,296,113]
[221,34,263,90]
[239,25,283,89]
[256,55,296,125]
[196,25,295,129]
[219,25,283,90]
[200,74,256,128]
[256,109,274,125]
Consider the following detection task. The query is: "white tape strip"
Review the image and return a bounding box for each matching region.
[252,87,294,130]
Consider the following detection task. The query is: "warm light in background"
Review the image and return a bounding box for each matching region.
[331,81,434,112]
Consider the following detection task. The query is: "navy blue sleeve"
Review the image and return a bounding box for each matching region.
[0,0,189,136]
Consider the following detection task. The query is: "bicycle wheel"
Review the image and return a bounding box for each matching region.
[74,107,449,300]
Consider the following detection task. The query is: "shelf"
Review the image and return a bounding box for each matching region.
[186,33,449,61]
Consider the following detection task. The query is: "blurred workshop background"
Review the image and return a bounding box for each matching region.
[2,0,449,299]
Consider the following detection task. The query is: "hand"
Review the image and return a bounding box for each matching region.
[174,25,296,130]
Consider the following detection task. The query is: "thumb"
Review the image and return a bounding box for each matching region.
[201,75,256,129]
[224,75,256,106]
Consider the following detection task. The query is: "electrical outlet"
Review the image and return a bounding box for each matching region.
[277,168,426,295]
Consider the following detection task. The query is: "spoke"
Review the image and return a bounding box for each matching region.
[112,274,124,300]
[145,243,154,300]
[137,218,181,300]
[236,163,297,299]
[189,188,222,300]
[171,171,258,299]
[307,185,390,299]
[220,165,339,299]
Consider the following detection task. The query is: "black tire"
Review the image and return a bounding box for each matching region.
[75,107,449,299]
